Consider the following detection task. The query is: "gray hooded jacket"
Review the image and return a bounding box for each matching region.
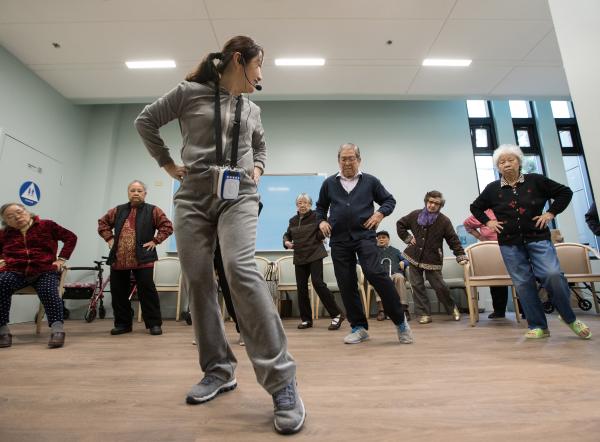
[135,81,266,195]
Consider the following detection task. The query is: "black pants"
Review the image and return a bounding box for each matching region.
[490,286,509,314]
[110,267,162,328]
[295,258,341,323]
[214,242,240,333]
[331,238,405,329]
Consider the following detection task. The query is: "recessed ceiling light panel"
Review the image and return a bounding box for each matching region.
[126,60,176,69]
[422,58,472,67]
[275,58,326,66]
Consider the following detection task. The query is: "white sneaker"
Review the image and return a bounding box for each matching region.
[343,326,369,344]
[397,320,414,344]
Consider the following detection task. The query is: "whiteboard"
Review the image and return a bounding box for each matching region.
[256,174,326,251]
[167,174,327,252]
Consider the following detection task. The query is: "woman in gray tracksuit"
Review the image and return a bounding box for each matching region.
[134,36,305,435]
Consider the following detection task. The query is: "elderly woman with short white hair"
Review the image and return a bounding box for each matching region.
[470,144,591,339]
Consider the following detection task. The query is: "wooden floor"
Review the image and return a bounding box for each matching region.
[2,313,600,442]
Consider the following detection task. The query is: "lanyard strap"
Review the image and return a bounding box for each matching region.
[214,85,243,168]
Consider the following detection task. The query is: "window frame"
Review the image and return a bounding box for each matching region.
[512,118,541,155]
[468,101,497,155]
[555,117,584,155]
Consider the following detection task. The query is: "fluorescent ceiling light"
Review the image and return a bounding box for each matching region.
[126,60,176,69]
[275,58,325,66]
[422,58,472,67]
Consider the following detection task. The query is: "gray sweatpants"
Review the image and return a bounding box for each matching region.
[408,267,456,316]
[174,183,295,395]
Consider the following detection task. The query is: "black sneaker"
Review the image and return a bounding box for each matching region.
[488,312,506,319]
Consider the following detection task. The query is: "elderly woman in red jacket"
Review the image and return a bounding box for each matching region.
[0,203,77,349]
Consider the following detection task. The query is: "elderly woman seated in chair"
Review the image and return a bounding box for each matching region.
[0,203,77,348]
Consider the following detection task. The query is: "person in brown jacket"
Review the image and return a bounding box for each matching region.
[396,190,468,324]
[283,193,344,330]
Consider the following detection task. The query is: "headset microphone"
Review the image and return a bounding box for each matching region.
[240,56,263,91]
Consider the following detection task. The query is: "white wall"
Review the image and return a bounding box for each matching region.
[93,99,480,257]
[549,0,600,199]
[0,46,91,323]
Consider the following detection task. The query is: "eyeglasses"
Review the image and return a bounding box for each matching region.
[427,200,442,206]
[339,156,358,163]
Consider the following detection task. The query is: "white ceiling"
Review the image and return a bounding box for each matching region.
[0,0,569,104]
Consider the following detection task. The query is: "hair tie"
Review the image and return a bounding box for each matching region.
[210,52,223,60]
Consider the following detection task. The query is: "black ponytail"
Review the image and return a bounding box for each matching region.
[185,36,263,85]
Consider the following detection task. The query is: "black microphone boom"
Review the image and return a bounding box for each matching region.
[241,58,262,91]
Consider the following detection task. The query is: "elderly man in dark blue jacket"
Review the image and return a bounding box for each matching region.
[316,143,412,345]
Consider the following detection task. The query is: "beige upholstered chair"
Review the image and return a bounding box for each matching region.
[254,256,271,279]
[138,257,182,322]
[554,243,600,313]
[16,268,68,334]
[315,260,366,319]
[463,241,520,327]
[275,256,296,313]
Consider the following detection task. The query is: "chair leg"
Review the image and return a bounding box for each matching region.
[474,288,480,322]
[465,285,476,327]
[359,286,368,317]
[366,287,372,318]
[137,303,143,323]
[591,283,600,314]
[309,284,315,321]
[315,296,320,320]
[36,303,44,334]
[512,287,521,324]
[175,290,181,322]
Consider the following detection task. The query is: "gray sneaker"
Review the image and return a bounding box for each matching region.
[343,326,369,344]
[185,375,237,404]
[397,320,414,344]
[272,378,306,435]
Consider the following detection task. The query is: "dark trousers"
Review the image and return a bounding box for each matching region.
[331,238,405,329]
[490,286,508,314]
[0,271,63,326]
[295,258,341,323]
[110,267,162,328]
[214,243,239,333]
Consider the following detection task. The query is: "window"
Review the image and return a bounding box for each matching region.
[509,100,532,118]
[509,101,544,181]
[551,100,574,119]
[467,100,498,191]
[552,100,598,249]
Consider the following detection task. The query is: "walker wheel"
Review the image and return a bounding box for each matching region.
[578,299,593,311]
[542,301,554,314]
[84,309,97,323]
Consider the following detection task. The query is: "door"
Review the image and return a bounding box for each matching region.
[0,132,63,220]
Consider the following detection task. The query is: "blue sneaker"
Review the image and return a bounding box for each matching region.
[343,326,369,344]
